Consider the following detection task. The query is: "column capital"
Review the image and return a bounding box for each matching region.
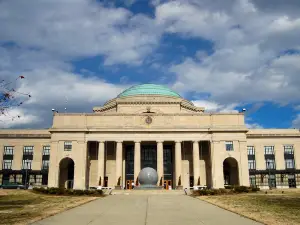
[193,140,200,144]
[134,140,141,143]
[156,140,164,144]
[175,140,182,143]
[116,140,123,143]
[98,141,105,144]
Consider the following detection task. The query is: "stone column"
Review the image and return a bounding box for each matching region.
[73,141,88,190]
[239,141,250,186]
[98,141,105,186]
[134,141,141,185]
[275,143,285,170]
[193,141,200,186]
[0,143,3,172]
[47,141,59,187]
[175,141,182,189]
[157,141,164,186]
[211,141,224,189]
[115,141,123,188]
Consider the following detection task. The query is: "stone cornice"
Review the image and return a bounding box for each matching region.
[0,134,51,138]
[49,127,248,133]
[247,134,300,138]
[55,112,243,116]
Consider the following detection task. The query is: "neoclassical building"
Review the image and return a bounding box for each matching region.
[0,84,300,190]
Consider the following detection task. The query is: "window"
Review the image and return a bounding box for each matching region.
[64,141,72,151]
[266,159,276,169]
[248,160,256,169]
[249,175,256,186]
[225,141,234,151]
[264,146,274,155]
[4,146,14,155]
[284,145,294,155]
[30,175,42,185]
[23,146,34,155]
[43,146,50,155]
[3,160,12,169]
[42,160,49,170]
[285,159,295,169]
[22,159,32,169]
[268,174,276,188]
[247,146,255,155]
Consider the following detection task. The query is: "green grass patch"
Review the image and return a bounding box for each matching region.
[0,190,98,225]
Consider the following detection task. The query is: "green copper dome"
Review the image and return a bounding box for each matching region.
[118,84,181,98]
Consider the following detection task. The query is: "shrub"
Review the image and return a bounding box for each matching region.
[234,186,249,193]
[32,187,104,196]
[251,187,260,192]
[225,185,234,190]
[192,186,259,196]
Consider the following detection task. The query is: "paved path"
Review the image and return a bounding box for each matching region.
[33,194,262,225]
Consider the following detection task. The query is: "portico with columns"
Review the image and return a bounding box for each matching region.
[47,84,250,190]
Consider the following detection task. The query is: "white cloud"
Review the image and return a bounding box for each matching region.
[0,47,129,128]
[0,0,161,65]
[161,0,300,105]
[192,100,238,113]
[0,108,39,128]
[294,105,300,111]
[292,114,300,128]
[246,122,263,129]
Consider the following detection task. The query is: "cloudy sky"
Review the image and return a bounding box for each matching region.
[1,0,300,129]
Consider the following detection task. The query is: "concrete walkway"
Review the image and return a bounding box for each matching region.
[33,194,262,225]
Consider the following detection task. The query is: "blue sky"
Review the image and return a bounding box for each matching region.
[0,0,300,129]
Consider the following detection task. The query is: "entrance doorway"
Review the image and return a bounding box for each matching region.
[104,177,108,187]
[190,176,194,187]
[288,174,296,188]
[223,157,239,186]
[164,180,172,190]
[59,157,74,189]
[126,180,135,189]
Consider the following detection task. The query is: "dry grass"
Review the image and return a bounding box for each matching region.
[198,189,300,225]
[0,190,99,225]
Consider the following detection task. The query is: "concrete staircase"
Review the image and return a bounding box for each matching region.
[110,189,187,195]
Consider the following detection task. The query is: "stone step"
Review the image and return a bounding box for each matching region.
[110,190,187,195]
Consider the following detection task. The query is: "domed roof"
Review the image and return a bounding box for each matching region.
[118,84,181,98]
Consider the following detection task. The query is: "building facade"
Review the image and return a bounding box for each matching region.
[0,84,300,190]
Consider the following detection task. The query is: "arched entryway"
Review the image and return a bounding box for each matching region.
[223,157,239,186]
[59,157,74,189]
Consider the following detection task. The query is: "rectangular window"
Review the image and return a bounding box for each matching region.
[4,146,14,155]
[225,141,234,151]
[247,146,255,155]
[248,160,256,169]
[3,160,12,169]
[43,146,50,155]
[284,145,294,155]
[265,146,274,155]
[249,175,256,186]
[269,174,276,188]
[42,160,49,170]
[266,159,276,169]
[23,146,34,155]
[264,146,274,155]
[22,159,32,169]
[285,159,295,169]
[64,141,72,151]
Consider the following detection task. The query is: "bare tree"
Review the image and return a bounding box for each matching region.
[0,75,31,121]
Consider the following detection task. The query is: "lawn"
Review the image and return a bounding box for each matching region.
[0,189,99,225]
[198,189,300,225]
